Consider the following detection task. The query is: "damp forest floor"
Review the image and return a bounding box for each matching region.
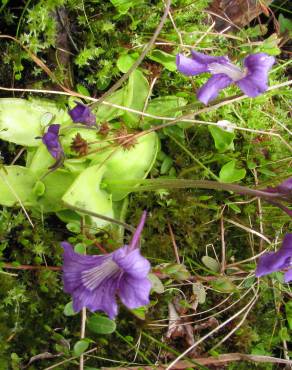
[0,0,292,369]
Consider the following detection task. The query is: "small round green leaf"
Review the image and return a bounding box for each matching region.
[74,243,86,255]
[66,222,81,234]
[63,301,78,316]
[211,277,237,293]
[219,160,246,183]
[148,273,164,294]
[192,282,206,304]
[130,306,147,320]
[201,256,220,272]
[87,314,116,334]
[74,340,89,356]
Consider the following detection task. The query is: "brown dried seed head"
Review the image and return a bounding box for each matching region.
[70,133,88,156]
[114,126,138,150]
[99,122,110,136]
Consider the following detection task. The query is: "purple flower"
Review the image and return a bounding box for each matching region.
[267,178,292,197]
[62,212,151,319]
[277,178,292,194]
[42,124,64,160]
[176,51,275,104]
[68,102,96,126]
[255,234,292,282]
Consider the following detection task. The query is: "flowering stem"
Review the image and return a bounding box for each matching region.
[104,178,291,216]
[104,178,284,200]
[2,263,61,271]
[168,134,220,181]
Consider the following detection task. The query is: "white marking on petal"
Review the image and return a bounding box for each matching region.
[209,62,246,81]
[82,258,120,291]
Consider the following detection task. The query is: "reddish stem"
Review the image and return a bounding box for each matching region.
[3,263,61,271]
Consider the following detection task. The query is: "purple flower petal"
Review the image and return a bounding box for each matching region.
[191,51,229,65]
[119,275,151,309]
[255,252,285,277]
[72,278,119,319]
[197,74,232,104]
[284,269,292,283]
[262,178,292,203]
[277,178,292,194]
[62,241,110,294]
[176,54,209,76]
[255,233,292,278]
[113,247,151,279]
[69,102,96,126]
[47,124,60,135]
[236,53,275,97]
[176,51,230,77]
[42,124,64,160]
[62,242,121,318]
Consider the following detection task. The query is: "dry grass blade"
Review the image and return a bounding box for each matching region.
[225,218,272,244]
[99,353,292,369]
[0,81,291,152]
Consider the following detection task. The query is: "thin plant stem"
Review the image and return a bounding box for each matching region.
[80,307,86,370]
[103,178,286,201]
[220,212,226,273]
[168,134,220,181]
[63,202,135,232]
[167,222,180,264]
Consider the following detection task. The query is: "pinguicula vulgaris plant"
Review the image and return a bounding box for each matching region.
[0,92,159,229]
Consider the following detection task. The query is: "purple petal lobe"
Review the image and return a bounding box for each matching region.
[176,54,209,76]
[72,278,119,319]
[236,53,275,97]
[255,252,284,277]
[255,233,292,278]
[118,275,151,309]
[69,102,96,126]
[113,247,151,279]
[47,124,60,135]
[42,124,64,160]
[62,241,120,318]
[62,242,110,294]
[191,51,229,65]
[278,178,292,194]
[197,74,232,105]
[284,269,292,283]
